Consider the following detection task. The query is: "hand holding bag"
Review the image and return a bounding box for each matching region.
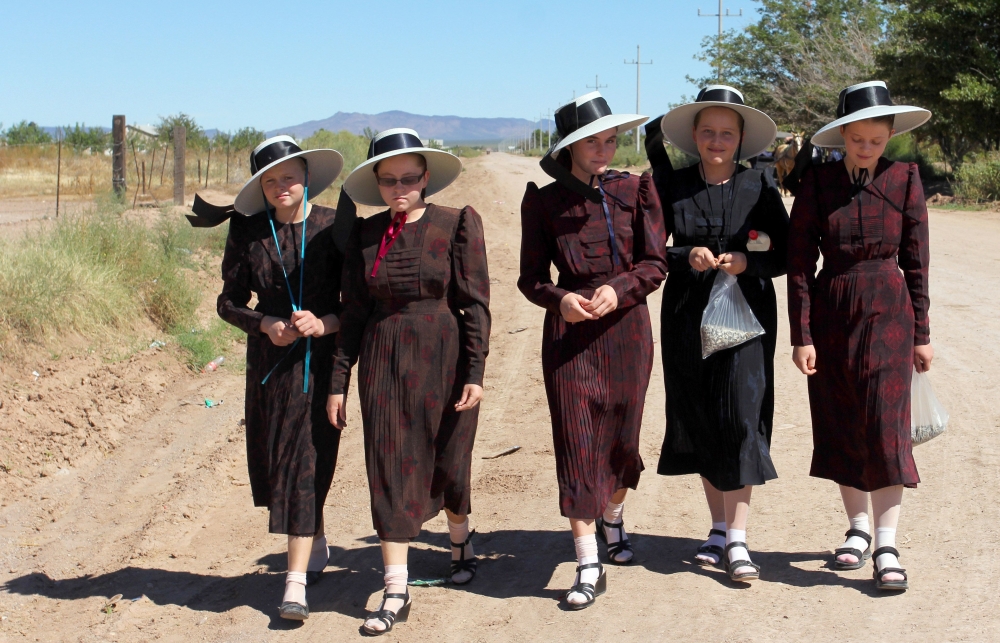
[911,368,948,445]
[700,271,765,358]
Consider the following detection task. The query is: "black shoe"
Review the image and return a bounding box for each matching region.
[362,590,411,636]
[724,542,761,583]
[596,516,634,565]
[833,528,872,571]
[695,528,726,566]
[872,547,909,591]
[564,562,607,611]
[279,600,309,620]
[450,529,478,585]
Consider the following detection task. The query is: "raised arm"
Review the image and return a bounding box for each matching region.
[899,162,930,345]
[786,167,822,346]
[452,207,492,386]
[606,172,668,306]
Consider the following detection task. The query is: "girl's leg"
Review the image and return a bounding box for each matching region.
[566,519,601,606]
[837,485,871,565]
[723,486,755,576]
[599,488,634,564]
[444,508,475,584]
[363,539,410,633]
[696,478,727,565]
[871,485,905,583]
[284,534,314,605]
[308,514,329,574]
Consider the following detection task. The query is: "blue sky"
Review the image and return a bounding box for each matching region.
[1,0,758,131]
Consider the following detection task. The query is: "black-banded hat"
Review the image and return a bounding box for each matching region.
[550,91,647,153]
[659,85,777,161]
[232,135,344,215]
[812,81,931,148]
[343,128,463,206]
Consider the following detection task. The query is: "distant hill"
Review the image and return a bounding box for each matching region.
[268,111,553,143]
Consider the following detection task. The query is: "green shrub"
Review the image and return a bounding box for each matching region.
[174,317,246,372]
[954,152,1000,203]
[884,133,949,181]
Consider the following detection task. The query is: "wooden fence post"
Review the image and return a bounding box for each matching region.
[112,115,126,197]
[205,146,211,188]
[55,137,62,217]
[173,126,186,205]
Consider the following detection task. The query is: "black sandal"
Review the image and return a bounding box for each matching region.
[450,530,478,585]
[564,562,607,611]
[596,516,634,565]
[695,528,726,566]
[362,590,412,636]
[279,600,309,620]
[724,541,761,583]
[833,528,872,571]
[872,546,909,591]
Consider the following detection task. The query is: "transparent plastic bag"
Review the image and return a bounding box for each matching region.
[700,271,765,359]
[911,368,948,445]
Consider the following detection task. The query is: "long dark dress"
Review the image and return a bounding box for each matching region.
[655,165,789,491]
[518,171,668,519]
[787,159,928,491]
[218,205,344,536]
[329,205,490,540]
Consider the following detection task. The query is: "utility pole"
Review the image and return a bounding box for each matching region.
[587,75,607,94]
[699,0,742,82]
[624,45,653,151]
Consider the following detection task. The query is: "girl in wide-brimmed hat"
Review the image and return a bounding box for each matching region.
[518,92,668,609]
[201,135,349,620]
[787,81,933,592]
[327,128,491,635]
[647,85,789,584]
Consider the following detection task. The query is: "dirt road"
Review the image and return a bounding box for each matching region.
[2,153,998,642]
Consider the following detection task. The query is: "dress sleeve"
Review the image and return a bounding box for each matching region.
[329,221,373,395]
[606,172,669,306]
[743,174,790,279]
[786,166,822,346]
[452,207,492,387]
[900,163,930,345]
[517,183,570,313]
[217,219,263,337]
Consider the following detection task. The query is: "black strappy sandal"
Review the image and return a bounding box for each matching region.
[362,590,412,636]
[872,546,909,591]
[724,542,761,583]
[695,528,727,566]
[564,562,607,611]
[833,528,872,571]
[279,600,309,620]
[595,517,634,565]
[449,529,478,585]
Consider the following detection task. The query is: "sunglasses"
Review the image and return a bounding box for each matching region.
[376,174,424,188]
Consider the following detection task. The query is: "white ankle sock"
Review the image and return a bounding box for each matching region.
[726,529,751,567]
[448,518,474,583]
[448,518,470,547]
[838,515,870,562]
[283,571,307,605]
[567,534,600,606]
[365,565,407,633]
[307,535,329,572]
[696,521,727,564]
[875,527,901,571]
[602,500,625,524]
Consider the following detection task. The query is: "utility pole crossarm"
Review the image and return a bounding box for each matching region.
[698,0,742,82]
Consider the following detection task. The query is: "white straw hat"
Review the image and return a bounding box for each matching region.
[659,85,777,161]
[812,81,931,148]
[233,135,343,215]
[550,92,647,153]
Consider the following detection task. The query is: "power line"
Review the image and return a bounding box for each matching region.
[624,45,652,152]
[698,0,742,82]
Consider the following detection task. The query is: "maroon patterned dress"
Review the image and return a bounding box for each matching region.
[787,159,929,491]
[518,171,668,519]
[329,205,490,540]
[218,205,344,536]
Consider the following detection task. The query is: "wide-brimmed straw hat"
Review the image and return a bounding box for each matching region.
[812,81,931,148]
[660,85,777,161]
[343,128,463,206]
[549,92,646,154]
[233,135,343,215]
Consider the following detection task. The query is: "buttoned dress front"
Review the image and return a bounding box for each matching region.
[518,171,668,519]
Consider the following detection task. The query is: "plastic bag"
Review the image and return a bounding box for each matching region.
[700,271,765,359]
[911,368,948,445]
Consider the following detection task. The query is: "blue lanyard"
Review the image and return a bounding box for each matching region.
[260,180,312,393]
[597,177,621,267]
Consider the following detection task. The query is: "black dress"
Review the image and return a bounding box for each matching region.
[655,165,789,491]
[218,205,344,536]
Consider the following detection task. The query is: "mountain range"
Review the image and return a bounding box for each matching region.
[267,111,553,144]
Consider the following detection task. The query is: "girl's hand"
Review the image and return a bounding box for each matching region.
[326,393,347,429]
[914,344,934,373]
[689,247,718,272]
[261,315,301,346]
[718,252,748,276]
[455,384,484,411]
[560,292,599,323]
[581,285,618,318]
[792,345,817,375]
[290,310,326,337]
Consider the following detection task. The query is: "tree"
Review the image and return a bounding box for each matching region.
[155,113,208,150]
[877,0,1000,165]
[5,120,52,145]
[692,0,888,133]
[63,123,110,153]
[230,127,266,151]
